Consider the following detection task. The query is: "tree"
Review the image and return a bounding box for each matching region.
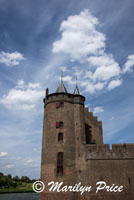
[13,176,20,182]
[21,176,30,183]
[0,172,4,178]
[7,174,12,180]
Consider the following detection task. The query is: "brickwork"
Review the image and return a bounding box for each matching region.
[40,89,134,200]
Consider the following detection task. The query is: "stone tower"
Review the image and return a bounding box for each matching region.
[40,80,134,200]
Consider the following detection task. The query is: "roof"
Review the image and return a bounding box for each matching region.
[73,85,80,95]
[56,80,68,93]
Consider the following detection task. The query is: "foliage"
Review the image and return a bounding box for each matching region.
[0,172,37,193]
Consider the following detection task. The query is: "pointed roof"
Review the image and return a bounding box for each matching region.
[73,85,80,95]
[56,80,68,93]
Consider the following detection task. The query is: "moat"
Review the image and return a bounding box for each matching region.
[0,193,39,200]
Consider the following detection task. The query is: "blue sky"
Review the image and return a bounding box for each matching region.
[0,0,134,179]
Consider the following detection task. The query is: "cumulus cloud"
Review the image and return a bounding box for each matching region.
[107,79,122,90]
[62,75,76,85]
[93,106,104,114]
[52,9,106,62]
[52,10,134,94]
[0,152,8,157]
[87,54,121,81]
[0,80,44,111]
[52,10,125,93]
[59,66,68,72]
[81,80,106,93]
[122,54,134,73]
[0,51,25,66]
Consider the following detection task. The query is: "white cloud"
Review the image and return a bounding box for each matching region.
[58,75,75,85]
[26,159,33,163]
[52,10,124,94]
[6,165,14,169]
[52,9,106,62]
[122,54,134,73]
[27,83,40,89]
[88,54,121,81]
[59,66,68,72]
[16,80,25,89]
[0,51,25,66]
[0,80,44,111]
[93,106,104,114]
[72,66,83,77]
[81,80,106,93]
[52,10,134,94]
[108,79,122,90]
[0,152,8,157]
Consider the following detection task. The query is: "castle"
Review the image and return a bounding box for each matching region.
[40,79,134,200]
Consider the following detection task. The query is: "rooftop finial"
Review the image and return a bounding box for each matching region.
[76,76,77,85]
[56,71,67,93]
[73,76,80,95]
[61,71,63,82]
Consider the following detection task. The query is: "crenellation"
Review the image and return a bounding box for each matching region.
[41,84,134,200]
[86,144,134,160]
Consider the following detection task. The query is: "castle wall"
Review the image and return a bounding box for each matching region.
[80,144,134,199]
[84,108,103,145]
[41,91,134,200]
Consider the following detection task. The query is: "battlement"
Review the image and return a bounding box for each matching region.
[44,92,85,106]
[84,107,102,128]
[86,144,134,160]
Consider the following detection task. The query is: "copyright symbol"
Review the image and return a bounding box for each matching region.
[32,181,45,193]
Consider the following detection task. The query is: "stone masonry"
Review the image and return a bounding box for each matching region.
[40,81,134,200]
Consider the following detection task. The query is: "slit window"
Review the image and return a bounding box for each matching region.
[57,152,63,174]
[85,123,92,144]
[58,133,63,142]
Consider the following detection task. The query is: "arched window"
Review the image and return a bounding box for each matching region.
[58,133,63,142]
[57,152,63,174]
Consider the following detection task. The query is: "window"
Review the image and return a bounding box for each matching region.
[57,152,63,174]
[60,102,64,108]
[59,121,63,128]
[85,124,92,144]
[56,102,60,108]
[56,121,63,128]
[56,102,64,108]
[58,133,63,142]
[56,122,60,128]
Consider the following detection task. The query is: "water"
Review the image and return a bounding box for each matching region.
[0,193,39,200]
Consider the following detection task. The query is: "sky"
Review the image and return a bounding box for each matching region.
[0,0,134,179]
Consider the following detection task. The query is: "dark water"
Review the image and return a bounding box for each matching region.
[0,193,39,200]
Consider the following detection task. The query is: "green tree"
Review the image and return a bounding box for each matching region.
[0,172,4,178]
[21,176,30,183]
[13,176,20,182]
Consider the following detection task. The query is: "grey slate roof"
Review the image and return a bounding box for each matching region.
[73,85,80,95]
[56,80,68,93]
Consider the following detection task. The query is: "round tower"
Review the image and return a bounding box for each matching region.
[40,80,85,200]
